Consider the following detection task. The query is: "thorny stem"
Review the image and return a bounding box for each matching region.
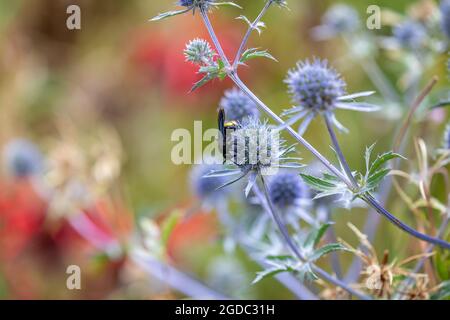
[232,0,273,70]
[198,8,450,250]
[256,175,371,300]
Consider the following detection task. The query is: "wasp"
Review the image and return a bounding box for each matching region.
[218,107,239,164]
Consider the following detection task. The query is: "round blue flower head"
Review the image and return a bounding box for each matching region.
[190,161,228,202]
[220,88,260,122]
[3,139,43,178]
[441,0,450,39]
[393,20,426,49]
[268,171,309,209]
[179,0,214,9]
[285,59,346,113]
[323,4,360,34]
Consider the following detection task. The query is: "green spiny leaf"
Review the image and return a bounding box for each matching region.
[304,223,332,250]
[240,48,277,64]
[309,243,349,262]
[368,151,404,177]
[300,174,337,192]
[366,168,391,189]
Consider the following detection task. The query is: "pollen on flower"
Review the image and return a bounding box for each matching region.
[285,59,346,113]
[219,88,260,122]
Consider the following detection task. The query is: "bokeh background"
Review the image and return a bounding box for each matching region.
[0,0,448,299]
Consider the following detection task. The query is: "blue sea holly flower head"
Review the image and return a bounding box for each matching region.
[184,38,216,65]
[220,88,260,122]
[311,4,361,40]
[204,117,303,197]
[150,0,241,21]
[3,138,43,178]
[441,0,450,39]
[283,58,380,134]
[392,20,427,50]
[267,170,316,226]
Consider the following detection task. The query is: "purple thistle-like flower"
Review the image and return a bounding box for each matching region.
[285,59,346,113]
[220,88,260,122]
[268,171,309,209]
[283,58,380,134]
[179,0,214,9]
[393,20,426,50]
[441,0,450,39]
[3,139,43,178]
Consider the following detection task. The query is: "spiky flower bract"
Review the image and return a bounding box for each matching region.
[220,88,260,122]
[205,117,302,197]
[268,171,309,208]
[283,58,379,134]
[3,139,43,178]
[393,20,426,50]
[441,0,450,39]
[184,39,216,65]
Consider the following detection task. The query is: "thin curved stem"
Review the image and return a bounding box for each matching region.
[201,8,230,67]
[257,175,371,300]
[362,194,450,249]
[324,112,358,189]
[232,0,273,70]
[216,202,318,299]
